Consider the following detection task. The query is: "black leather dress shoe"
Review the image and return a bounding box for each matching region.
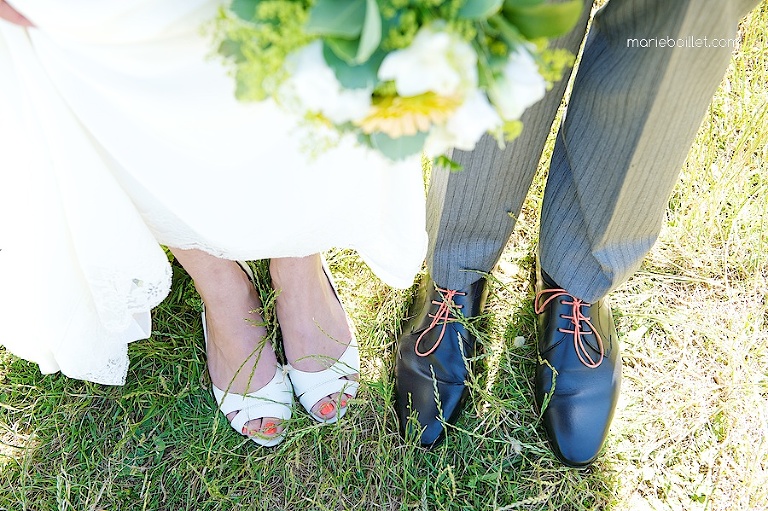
[534,269,621,467]
[395,275,488,447]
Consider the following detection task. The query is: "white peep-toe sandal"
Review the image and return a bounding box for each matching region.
[286,258,360,424]
[203,261,293,447]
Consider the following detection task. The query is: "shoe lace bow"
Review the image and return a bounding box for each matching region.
[534,288,604,368]
[414,287,465,357]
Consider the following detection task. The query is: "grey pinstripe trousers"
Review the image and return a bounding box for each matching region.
[427,0,761,303]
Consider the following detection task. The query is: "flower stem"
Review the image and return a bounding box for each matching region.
[472,38,495,89]
[487,13,525,47]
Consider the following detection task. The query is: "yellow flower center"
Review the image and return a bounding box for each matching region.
[356,92,461,138]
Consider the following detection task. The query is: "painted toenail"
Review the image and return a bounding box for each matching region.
[340,399,348,408]
[242,426,250,435]
[319,402,336,416]
[263,423,278,435]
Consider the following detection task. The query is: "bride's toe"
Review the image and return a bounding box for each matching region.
[242,417,283,439]
[311,391,354,420]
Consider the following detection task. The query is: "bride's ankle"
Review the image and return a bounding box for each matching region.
[203,295,276,393]
[198,267,258,310]
[270,255,322,287]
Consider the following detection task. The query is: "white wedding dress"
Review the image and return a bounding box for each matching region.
[0,1,427,385]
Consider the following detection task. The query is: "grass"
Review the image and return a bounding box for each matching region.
[2,4,767,510]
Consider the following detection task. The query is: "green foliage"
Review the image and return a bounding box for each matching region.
[433,154,463,172]
[307,0,383,64]
[215,0,583,158]
[216,1,314,101]
[369,131,428,160]
[356,0,383,63]
[538,47,577,86]
[381,9,420,50]
[306,0,368,39]
[457,0,503,20]
[503,119,523,141]
[503,0,583,39]
[230,0,261,21]
[322,44,384,89]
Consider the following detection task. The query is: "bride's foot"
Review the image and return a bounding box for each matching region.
[271,255,359,422]
[203,277,286,440]
[171,249,287,442]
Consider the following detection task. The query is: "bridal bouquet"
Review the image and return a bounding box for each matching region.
[216,0,582,162]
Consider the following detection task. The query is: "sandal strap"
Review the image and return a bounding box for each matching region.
[212,365,293,433]
[288,341,360,414]
[236,260,255,282]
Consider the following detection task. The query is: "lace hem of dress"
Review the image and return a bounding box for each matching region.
[88,258,173,333]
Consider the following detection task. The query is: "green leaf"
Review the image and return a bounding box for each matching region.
[326,36,360,63]
[503,0,544,7]
[320,0,381,65]
[323,44,383,89]
[433,154,464,172]
[504,0,583,39]
[234,74,262,102]
[503,120,524,141]
[458,0,503,20]
[218,39,245,63]
[230,0,261,21]
[356,0,382,63]
[370,132,427,160]
[306,0,366,39]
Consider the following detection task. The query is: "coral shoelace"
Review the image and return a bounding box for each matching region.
[414,287,466,357]
[534,288,605,368]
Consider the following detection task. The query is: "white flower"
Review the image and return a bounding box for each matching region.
[425,91,501,155]
[378,25,477,97]
[282,41,372,124]
[488,48,546,120]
